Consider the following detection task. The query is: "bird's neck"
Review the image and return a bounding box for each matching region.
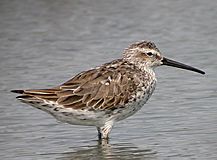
[125,59,156,78]
[138,63,156,78]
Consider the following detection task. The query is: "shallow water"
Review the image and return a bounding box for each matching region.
[0,0,217,159]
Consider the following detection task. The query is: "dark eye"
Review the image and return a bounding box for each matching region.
[146,52,153,56]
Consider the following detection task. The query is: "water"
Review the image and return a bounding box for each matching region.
[0,0,217,159]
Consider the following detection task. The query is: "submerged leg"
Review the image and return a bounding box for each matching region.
[97,121,114,140]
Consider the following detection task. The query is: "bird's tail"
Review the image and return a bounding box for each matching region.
[11,90,24,94]
[11,88,58,102]
[11,89,41,103]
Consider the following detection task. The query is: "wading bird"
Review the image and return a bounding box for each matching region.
[12,41,205,141]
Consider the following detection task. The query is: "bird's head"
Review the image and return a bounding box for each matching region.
[123,41,205,74]
[123,41,162,68]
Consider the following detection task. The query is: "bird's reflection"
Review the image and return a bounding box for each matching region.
[57,140,157,160]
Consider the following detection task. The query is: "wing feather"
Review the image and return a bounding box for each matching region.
[16,60,149,111]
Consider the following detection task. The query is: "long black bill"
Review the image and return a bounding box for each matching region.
[162,57,205,75]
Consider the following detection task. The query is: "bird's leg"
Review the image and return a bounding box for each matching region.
[97,127,102,140]
[97,121,114,141]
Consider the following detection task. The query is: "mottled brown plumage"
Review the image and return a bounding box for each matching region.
[11,40,205,141]
[16,59,154,111]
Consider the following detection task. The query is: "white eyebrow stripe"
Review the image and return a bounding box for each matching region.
[141,49,157,53]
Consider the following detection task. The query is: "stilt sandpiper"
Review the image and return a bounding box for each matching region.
[11,41,205,141]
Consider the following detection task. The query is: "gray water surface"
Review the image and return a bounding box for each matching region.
[0,0,217,159]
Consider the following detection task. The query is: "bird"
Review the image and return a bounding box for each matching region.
[11,41,205,141]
